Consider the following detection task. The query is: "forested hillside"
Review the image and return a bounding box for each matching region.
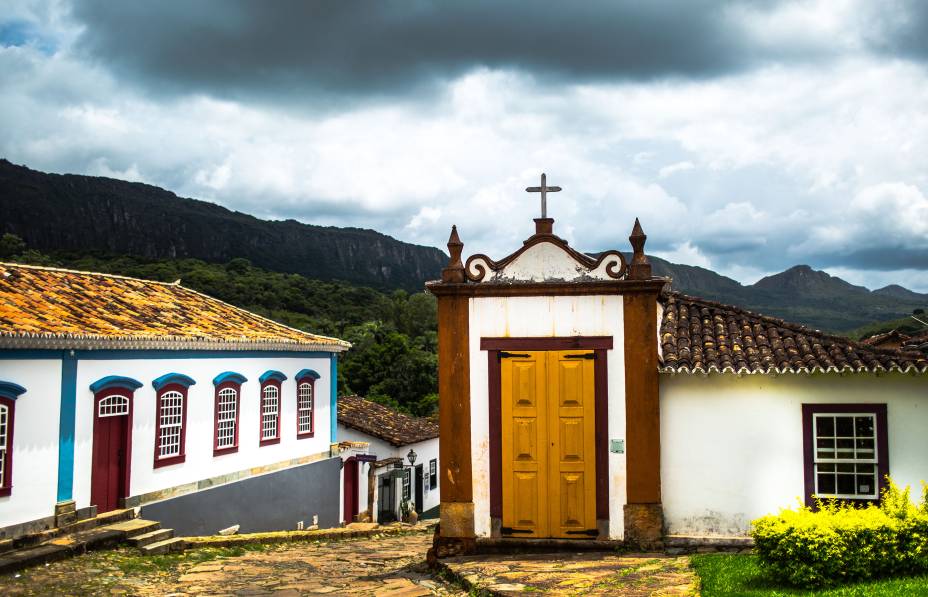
[0,234,438,416]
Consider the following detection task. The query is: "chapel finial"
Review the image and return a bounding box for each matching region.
[441,225,466,283]
[628,218,652,280]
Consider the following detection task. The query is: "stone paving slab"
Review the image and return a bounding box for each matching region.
[439,550,695,596]
[1,528,463,596]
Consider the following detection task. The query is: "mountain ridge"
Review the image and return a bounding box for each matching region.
[3,159,926,332]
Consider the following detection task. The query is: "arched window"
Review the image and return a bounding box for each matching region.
[261,384,280,443]
[98,395,130,417]
[259,371,286,446]
[297,382,313,437]
[295,369,320,439]
[213,373,246,456]
[0,381,27,497]
[151,373,195,468]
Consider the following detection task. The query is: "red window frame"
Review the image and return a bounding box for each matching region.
[259,379,282,446]
[213,380,242,456]
[0,396,15,497]
[802,403,889,507]
[296,376,316,439]
[153,383,189,468]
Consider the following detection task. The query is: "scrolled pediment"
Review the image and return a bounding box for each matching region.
[465,235,627,283]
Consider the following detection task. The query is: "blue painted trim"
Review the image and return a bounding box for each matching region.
[152,373,197,391]
[0,349,337,361]
[330,354,338,442]
[89,375,143,394]
[259,370,288,384]
[56,356,77,502]
[0,380,27,399]
[295,368,321,381]
[213,371,248,386]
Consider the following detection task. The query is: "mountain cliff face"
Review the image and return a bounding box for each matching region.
[0,159,446,291]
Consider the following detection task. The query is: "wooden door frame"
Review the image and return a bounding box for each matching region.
[483,336,612,539]
[91,388,134,512]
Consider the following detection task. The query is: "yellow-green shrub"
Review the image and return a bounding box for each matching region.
[750,479,928,587]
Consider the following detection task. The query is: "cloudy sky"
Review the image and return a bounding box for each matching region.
[2,1,928,291]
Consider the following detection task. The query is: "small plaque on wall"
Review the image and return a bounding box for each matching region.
[610,439,625,454]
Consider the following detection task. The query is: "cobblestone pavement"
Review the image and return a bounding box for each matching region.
[2,532,462,596]
[440,550,695,596]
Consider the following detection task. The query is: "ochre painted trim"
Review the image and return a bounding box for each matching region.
[428,278,666,298]
[437,293,473,535]
[624,291,662,505]
[481,337,613,351]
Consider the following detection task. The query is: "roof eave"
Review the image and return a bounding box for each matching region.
[0,335,350,353]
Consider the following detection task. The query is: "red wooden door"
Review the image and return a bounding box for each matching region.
[91,394,131,513]
[343,458,359,523]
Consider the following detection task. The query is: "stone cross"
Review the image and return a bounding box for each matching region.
[525,173,561,219]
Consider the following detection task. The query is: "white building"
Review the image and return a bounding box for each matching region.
[428,203,928,557]
[0,263,349,538]
[337,395,439,523]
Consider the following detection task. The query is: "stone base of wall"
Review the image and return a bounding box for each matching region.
[624,503,664,550]
[0,515,55,541]
[427,525,477,564]
[140,457,342,537]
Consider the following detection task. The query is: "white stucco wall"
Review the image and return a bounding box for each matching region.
[73,355,334,510]
[338,424,440,520]
[661,372,928,537]
[0,359,62,528]
[468,294,627,539]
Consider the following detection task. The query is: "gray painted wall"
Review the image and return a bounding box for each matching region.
[141,457,341,536]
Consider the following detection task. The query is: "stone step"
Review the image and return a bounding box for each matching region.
[140,537,185,555]
[93,509,136,526]
[104,518,160,538]
[129,528,174,548]
[0,543,72,575]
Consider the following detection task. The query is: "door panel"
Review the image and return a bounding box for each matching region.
[501,352,548,537]
[91,411,129,513]
[547,351,597,538]
[501,350,597,539]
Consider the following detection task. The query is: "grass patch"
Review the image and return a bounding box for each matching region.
[104,543,272,575]
[693,554,928,597]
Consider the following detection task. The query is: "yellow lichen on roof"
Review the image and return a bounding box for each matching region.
[0,263,348,350]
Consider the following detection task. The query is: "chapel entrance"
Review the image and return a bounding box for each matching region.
[501,350,597,539]
[91,393,132,513]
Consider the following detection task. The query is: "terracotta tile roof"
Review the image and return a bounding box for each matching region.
[659,292,928,375]
[0,262,349,351]
[338,394,438,446]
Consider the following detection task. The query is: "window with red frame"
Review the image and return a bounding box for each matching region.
[260,381,282,445]
[802,403,888,505]
[0,398,15,497]
[152,373,195,468]
[214,384,240,454]
[296,379,314,438]
[0,381,27,497]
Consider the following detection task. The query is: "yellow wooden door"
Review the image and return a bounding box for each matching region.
[501,351,548,537]
[501,350,596,539]
[547,351,597,538]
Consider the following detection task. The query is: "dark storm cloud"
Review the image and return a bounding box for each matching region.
[70,0,783,101]
[867,1,928,62]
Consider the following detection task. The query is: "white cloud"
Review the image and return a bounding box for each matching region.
[658,161,695,178]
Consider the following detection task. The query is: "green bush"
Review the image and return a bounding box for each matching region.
[751,479,928,587]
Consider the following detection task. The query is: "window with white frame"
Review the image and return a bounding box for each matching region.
[429,458,437,490]
[297,382,313,436]
[261,384,280,441]
[157,390,184,459]
[813,412,878,499]
[98,395,130,417]
[0,403,8,490]
[402,469,411,500]
[216,387,238,450]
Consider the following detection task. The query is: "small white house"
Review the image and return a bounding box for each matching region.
[337,395,439,523]
[0,263,350,538]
